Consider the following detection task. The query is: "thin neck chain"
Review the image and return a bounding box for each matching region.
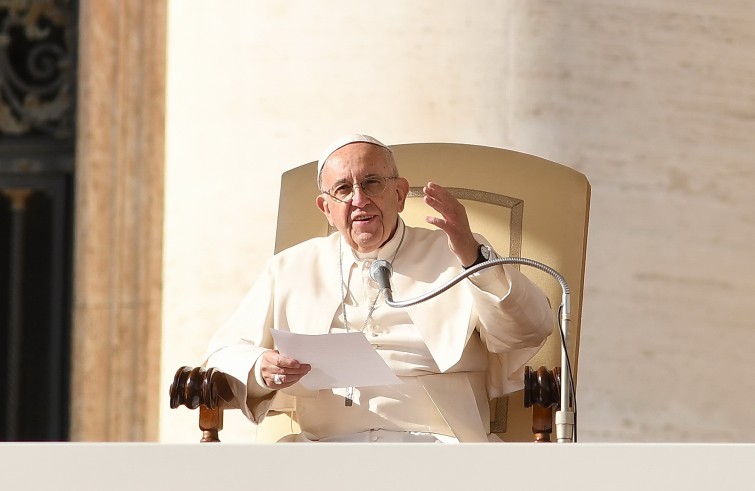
[338,224,406,333]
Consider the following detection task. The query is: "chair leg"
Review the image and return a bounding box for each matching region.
[532,404,553,442]
[199,405,223,443]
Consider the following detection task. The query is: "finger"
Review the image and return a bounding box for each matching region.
[268,370,311,389]
[274,364,311,377]
[425,214,448,231]
[265,362,312,387]
[423,181,447,196]
[423,194,446,216]
[422,183,448,207]
[423,182,456,204]
[425,198,464,231]
[263,350,302,370]
[276,356,306,369]
[424,188,463,221]
[424,196,456,224]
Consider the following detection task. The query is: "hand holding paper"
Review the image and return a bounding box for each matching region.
[272,330,402,390]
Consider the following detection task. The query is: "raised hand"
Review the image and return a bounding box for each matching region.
[423,181,480,267]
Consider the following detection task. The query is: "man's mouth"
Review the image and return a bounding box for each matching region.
[352,215,375,222]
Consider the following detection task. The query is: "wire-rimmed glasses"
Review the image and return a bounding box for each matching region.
[322,176,398,203]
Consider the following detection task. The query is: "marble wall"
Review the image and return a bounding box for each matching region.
[160,0,755,442]
[72,0,166,441]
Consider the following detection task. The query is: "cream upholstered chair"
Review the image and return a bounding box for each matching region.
[170,143,590,443]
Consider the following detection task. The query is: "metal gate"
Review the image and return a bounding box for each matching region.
[1,0,77,441]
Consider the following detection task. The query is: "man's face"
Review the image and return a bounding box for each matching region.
[316,143,409,253]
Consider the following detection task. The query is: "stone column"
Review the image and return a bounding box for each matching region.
[71,0,167,441]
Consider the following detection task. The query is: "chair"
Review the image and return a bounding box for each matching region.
[170,143,590,443]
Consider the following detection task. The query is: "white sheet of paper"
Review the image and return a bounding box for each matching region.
[271,330,403,390]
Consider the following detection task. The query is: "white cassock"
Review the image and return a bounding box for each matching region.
[205,219,554,442]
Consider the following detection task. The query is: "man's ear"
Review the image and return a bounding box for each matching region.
[395,177,410,213]
[316,194,336,226]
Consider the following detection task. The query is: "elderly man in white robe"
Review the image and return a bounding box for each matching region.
[204,134,554,443]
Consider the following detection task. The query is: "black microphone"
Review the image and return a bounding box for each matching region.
[369,260,394,301]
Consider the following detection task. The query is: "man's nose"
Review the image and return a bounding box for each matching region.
[351,185,370,206]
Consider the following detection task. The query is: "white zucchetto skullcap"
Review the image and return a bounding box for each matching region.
[317,134,392,183]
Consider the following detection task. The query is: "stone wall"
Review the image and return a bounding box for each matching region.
[160,0,755,442]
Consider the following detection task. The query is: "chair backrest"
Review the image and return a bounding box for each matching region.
[267,142,590,442]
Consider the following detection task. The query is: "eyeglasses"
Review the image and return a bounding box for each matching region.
[322,176,398,203]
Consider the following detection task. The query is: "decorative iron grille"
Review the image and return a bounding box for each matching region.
[0,0,77,441]
[1,0,75,138]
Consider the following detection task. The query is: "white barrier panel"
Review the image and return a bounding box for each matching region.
[1,443,753,490]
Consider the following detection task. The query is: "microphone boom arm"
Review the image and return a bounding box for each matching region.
[371,257,576,443]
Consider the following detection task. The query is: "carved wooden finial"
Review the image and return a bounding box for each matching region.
[169,366,224,442]
[169,366,221,410]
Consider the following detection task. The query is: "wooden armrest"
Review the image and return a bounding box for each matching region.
[169,366,232,442]
[169,364,561,443]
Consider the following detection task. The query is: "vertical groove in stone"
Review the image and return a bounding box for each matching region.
[71,0,167,442]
